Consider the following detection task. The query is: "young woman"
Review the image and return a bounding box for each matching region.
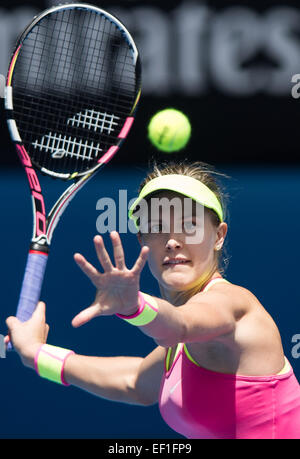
[6,161,300,439]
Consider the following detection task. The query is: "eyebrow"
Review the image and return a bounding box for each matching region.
[145,214,199,223]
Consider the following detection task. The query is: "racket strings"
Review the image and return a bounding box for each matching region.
[11,7,139,177]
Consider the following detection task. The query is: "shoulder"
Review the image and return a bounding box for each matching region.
[191,280,262,320]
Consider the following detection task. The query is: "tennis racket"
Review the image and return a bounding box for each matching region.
[4,3,141,346]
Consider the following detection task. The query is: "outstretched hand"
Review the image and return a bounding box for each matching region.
[72,231,149,327]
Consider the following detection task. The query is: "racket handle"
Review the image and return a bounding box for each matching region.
[7,251,48,351]
[16,251,48,321]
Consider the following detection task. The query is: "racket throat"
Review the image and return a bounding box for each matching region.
[30,240,50,254]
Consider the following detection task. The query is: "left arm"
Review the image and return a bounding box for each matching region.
[134,291,236,348]
[72,232,236,347]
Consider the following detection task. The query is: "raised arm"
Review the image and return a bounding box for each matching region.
[72,232,236,348]
[131,288,236,347]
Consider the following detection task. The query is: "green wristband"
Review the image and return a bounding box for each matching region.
[116,292,158,326]
[34,344,74,386]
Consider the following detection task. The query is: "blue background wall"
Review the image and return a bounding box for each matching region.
[1,0,300,440]
[0,165,299,438]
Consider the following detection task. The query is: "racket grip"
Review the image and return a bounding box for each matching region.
[16,251,48,321]
[7,251,48,351]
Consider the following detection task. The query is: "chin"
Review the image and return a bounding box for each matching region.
[161,273,196,291]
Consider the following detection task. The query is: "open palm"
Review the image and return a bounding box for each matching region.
[72,232,149,327]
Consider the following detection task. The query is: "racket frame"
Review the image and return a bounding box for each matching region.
[4,3,141,329]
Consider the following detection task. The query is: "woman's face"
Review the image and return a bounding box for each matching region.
[138,191,227,293]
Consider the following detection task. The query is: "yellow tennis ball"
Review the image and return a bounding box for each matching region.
[148,108,191,153]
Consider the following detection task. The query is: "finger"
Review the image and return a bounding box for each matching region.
[4,335,10,344]
[131,245,149,275]
[5,316,20,331]
[94,235,113,272]
[110,231,126,270]
[71,304,101,328]
[74,253,101,286]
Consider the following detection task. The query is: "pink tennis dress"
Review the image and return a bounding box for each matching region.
[159,279,300,439]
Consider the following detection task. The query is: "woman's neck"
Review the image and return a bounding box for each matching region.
[159,268,222,306]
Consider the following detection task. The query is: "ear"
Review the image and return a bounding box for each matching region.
[214,222,228,251]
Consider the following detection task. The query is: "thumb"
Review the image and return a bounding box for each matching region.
[72,303,101,328]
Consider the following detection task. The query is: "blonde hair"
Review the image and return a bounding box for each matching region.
[138,160,230,304]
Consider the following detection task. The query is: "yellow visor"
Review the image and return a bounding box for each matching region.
[128,174,223,225]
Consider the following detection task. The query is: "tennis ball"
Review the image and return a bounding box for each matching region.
[148,108,191,153]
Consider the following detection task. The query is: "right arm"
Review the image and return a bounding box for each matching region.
[5,302,166,407]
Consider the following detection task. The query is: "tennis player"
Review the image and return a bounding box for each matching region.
[6,161,300,439]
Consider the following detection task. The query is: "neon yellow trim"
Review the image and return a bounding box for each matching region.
[70,171,78,180]
[276,357,291,375]
[7,46,21,86]
[174,343,181,360]
[130,88,141,115]
[129,174,223,226]
[184,344,291,376]
[166,343,182,371]
[183,343,200,367]
[166,347,172,372]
